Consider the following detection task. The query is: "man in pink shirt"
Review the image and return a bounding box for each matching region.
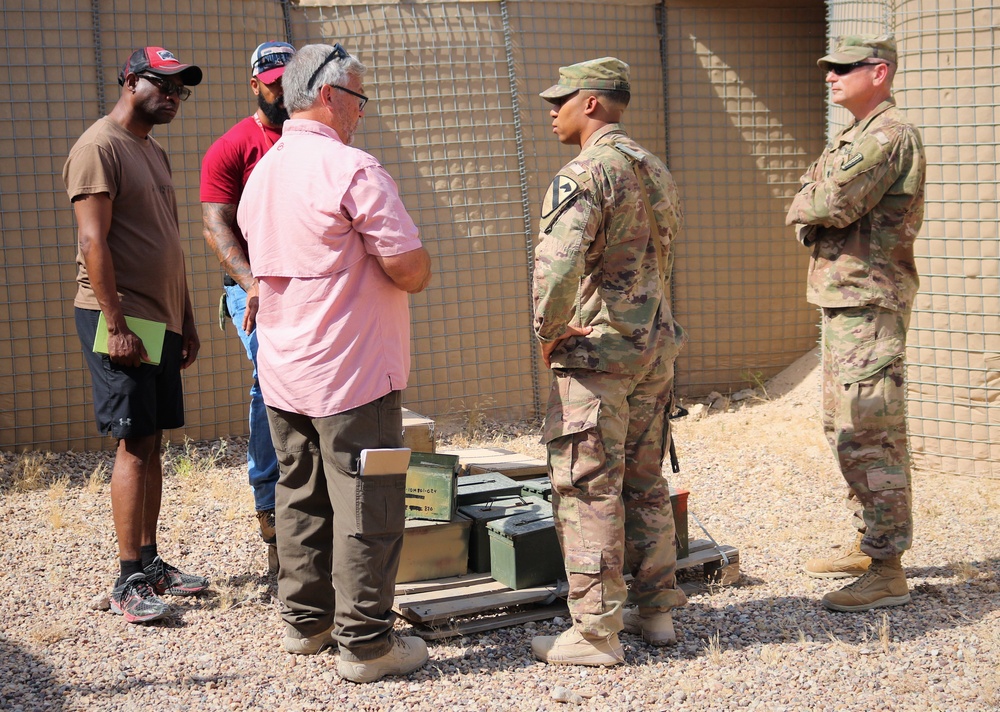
[237,43,432,683]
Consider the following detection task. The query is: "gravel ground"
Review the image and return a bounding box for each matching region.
[2,351,998,711]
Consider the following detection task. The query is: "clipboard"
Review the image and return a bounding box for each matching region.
[359,448,411,476]
[93,313,166,365]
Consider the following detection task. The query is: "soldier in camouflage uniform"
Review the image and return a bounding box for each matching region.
[786,35,925,612]
[530,57,687,667]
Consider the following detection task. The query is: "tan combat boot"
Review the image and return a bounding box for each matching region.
[283,622,336,655]
[531,627,625,666]
[622,607,677,646]
[821,555,910,612]
[338,635,429,683]
[803,532,871,579]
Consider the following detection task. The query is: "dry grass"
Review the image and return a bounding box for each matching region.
[46,475,70,529]
[86,462,108,494]
[210,577,268,612]
[6,452,50,492]
[758,643,783,665]
[704,630,723,664]
[877,613,892,655]
[28,623,73,645]
[165,437,228,480]
[952,561,980,582]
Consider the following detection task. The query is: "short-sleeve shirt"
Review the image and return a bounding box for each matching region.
[237,119,424,418]
[199,115,282,254]
[63,117,187,334]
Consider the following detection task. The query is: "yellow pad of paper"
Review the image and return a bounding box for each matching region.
[93,313,166,365]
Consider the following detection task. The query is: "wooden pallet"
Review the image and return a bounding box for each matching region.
[393,538,739,639]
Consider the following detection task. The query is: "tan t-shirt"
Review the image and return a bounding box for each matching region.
[63,117,187,334]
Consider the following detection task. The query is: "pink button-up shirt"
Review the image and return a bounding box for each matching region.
[237,119,423,417]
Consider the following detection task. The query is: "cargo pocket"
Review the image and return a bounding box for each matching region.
[564,550,605,614]
[353,473,406,537]
[543,374,607,493]
[866,466,908,492]
[831,308,905,386]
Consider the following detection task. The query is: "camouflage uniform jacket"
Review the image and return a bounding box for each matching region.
[786,99,925,312]
[533,123,685,374]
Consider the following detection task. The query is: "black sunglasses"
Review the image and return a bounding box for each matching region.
[827,60,882,76]
[307,43,350,90]
[138,73,192,101]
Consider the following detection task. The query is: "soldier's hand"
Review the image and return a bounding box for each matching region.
[796,224,818,247]
[540,325,593,367]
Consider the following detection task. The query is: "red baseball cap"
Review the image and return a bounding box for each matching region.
[118,47,203,87]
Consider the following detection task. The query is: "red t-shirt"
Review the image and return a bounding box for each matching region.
[200,115,282,252]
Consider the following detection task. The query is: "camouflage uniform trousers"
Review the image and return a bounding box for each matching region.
[821,305,913,559]
[543,357,687,639]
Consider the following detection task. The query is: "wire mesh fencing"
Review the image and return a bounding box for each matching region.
[1,0,995,477]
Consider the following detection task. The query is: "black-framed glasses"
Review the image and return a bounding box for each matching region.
[306,43,350,90]
[827,60,883,76]
[138,73,192,101]
[331,85,369,111]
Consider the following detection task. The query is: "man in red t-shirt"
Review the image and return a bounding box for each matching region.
[200,41,295,573]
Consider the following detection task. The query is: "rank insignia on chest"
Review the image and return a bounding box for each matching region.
[541,174,581,218]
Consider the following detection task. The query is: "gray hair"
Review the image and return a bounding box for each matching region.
[282,43,367,114]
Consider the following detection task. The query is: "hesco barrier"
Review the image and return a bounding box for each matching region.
[1,1,995,478]
[828,0,1000,477]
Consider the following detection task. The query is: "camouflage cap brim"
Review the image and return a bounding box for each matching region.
[539,83,579,101]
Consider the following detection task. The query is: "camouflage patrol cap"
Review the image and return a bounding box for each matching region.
[818,34,897,69]
[539,57,630,102]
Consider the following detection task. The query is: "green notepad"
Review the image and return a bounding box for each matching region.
[93,313,166,365]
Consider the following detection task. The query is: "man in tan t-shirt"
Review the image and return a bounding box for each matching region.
[63,46,209,624]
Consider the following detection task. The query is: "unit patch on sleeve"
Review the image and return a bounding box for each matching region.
[541,174,581,218]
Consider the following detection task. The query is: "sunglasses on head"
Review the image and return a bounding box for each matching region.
[254,51,295,72]
[307,43,350,90]
[827,60,883,76]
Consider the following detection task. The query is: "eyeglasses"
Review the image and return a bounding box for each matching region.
[331,85,369,111]
[306,43,350,90]
[138,73,191,101]
[827,61,884,76]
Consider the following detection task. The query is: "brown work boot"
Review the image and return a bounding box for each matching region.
[531,627,625,667]
[622,607,677,646]
[803,532,871,579]
[822,556,910,612]
[256,509,277,544]
[256,510,279,574]
[338,635,429,683]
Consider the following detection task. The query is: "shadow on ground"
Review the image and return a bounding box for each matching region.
[0,637,64,710]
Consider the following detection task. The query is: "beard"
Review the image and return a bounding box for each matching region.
[257,93,289,126]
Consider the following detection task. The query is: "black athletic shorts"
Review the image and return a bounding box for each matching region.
[75,308,185,439]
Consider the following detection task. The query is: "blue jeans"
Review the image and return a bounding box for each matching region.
[226,283,279,512]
